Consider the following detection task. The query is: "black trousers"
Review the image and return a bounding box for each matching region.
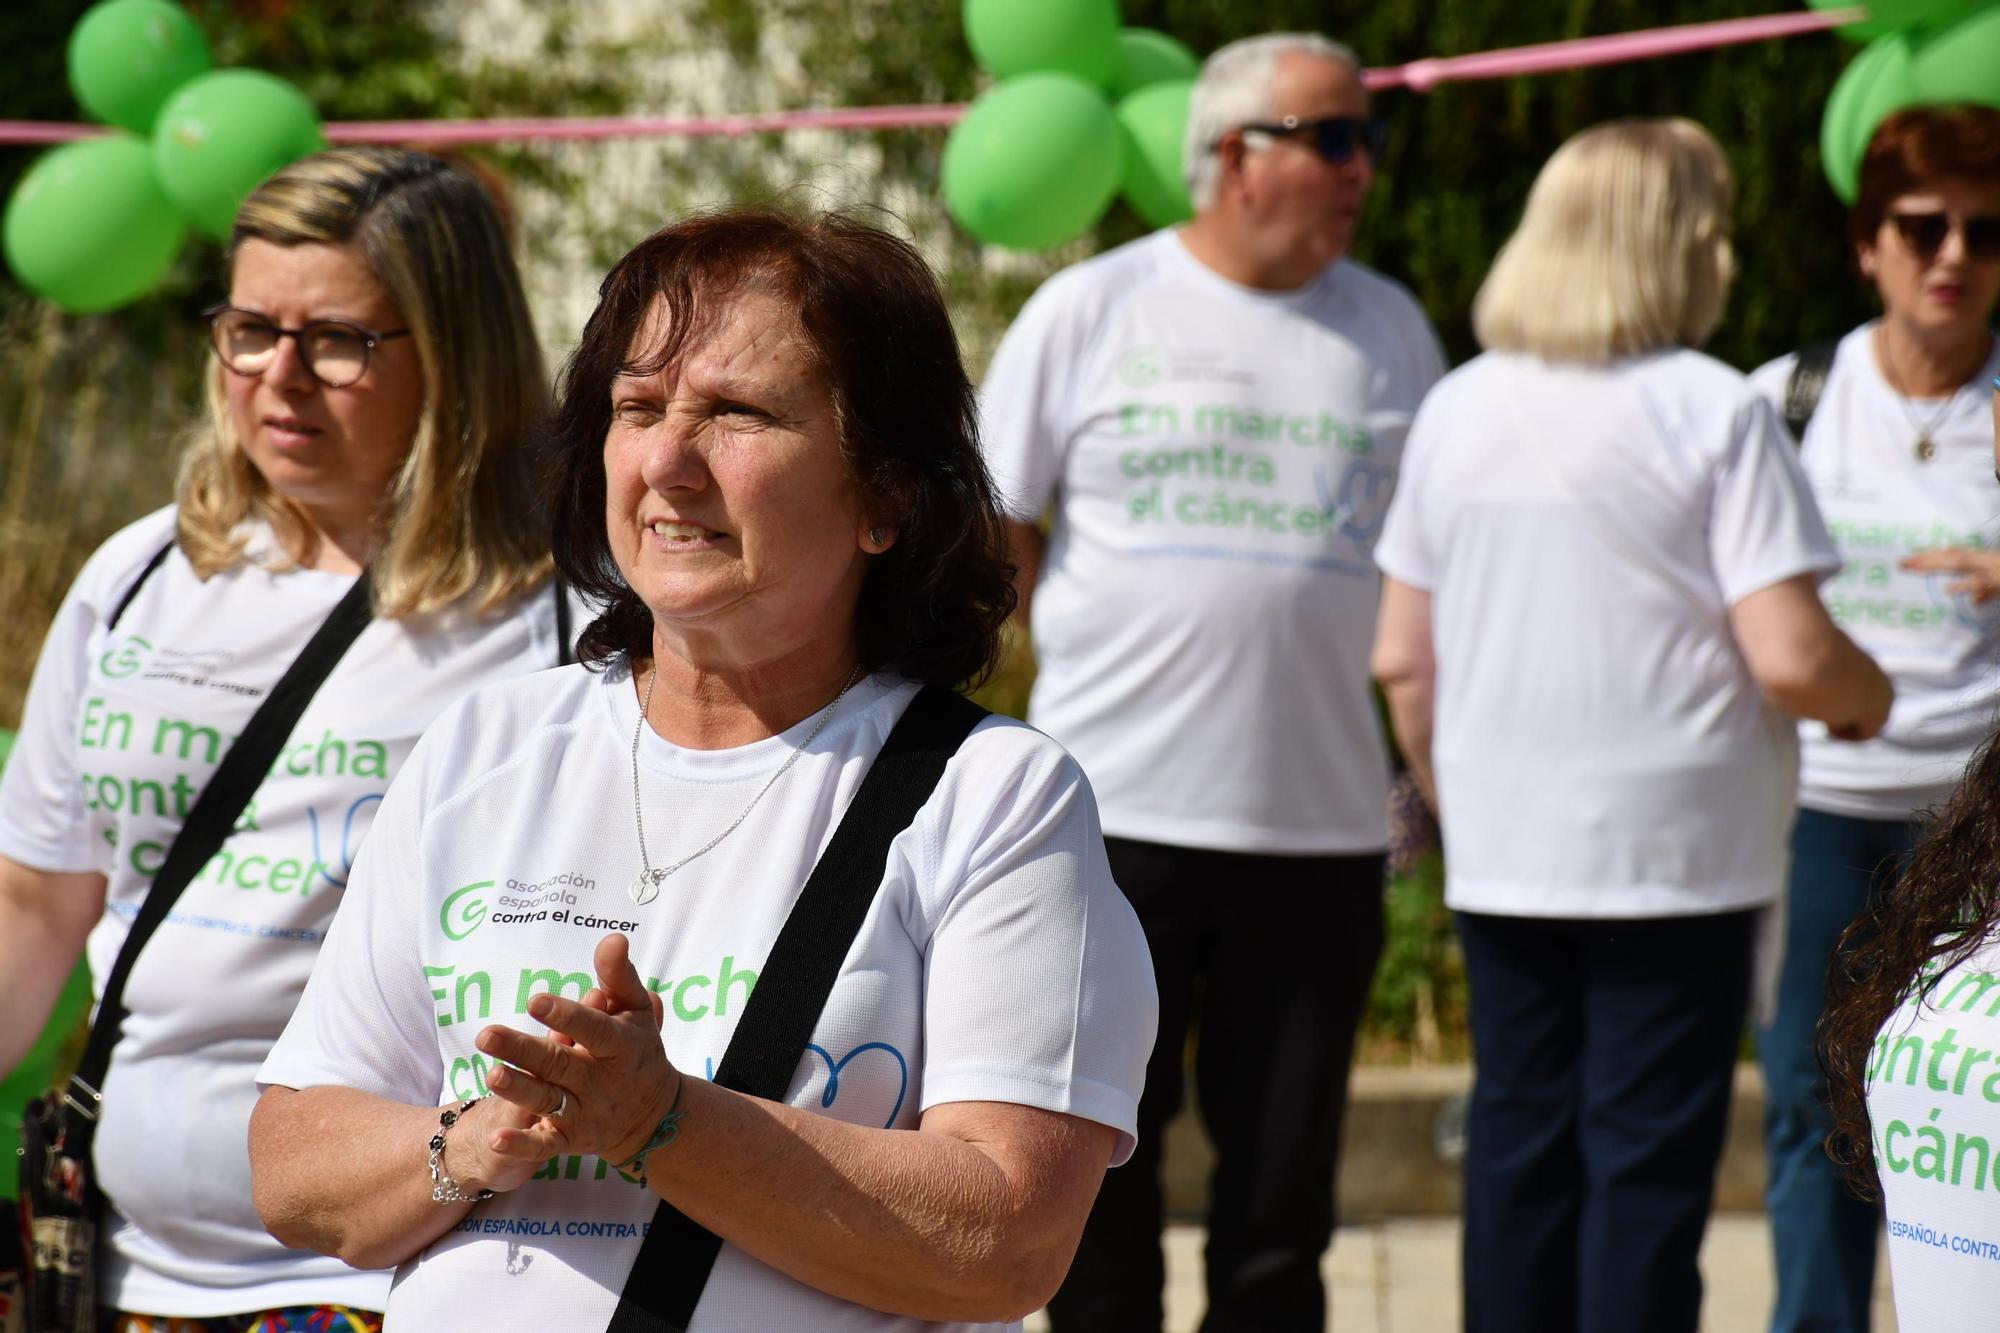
[1047,837,1387,1333]
[1455,909,1756,1333]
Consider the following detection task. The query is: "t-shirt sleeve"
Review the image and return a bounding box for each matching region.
[258,726,449,1105]
[1374,385,1445,590]
[912,722,1156,1165]
[0,515,173,874]
[1709,392,1842,605]
[978,280,1090,523]
[1746,353,1795,414]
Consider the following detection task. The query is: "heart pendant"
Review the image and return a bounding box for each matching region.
[629,874,659,906]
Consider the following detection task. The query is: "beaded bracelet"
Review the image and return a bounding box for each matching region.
[610,1073,688,1185]
[428,1096,496,1204]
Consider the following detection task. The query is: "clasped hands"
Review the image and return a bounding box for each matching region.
[449,933,681,1195]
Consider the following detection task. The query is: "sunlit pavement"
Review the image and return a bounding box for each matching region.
[1028,1216,1897,1332]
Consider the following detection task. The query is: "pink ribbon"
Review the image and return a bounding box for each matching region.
[0,7,1871,147]
[1366,7,1864,92]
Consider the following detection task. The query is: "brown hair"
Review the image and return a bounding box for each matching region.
[1850,105,2000,251]
[178,146,550,618]
[546,208,1015,687]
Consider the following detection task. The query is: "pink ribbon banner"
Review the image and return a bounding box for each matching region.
[0,7,1868,147]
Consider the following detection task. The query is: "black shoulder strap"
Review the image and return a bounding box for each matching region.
[1782,339,1840,443]
[606,684,989,1333]
[64,571,376,1127]
[106,540,174,631]
[554,577,574,668]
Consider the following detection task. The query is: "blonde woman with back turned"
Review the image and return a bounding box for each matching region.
[1370,119,1891,1333]
[0,147,572,1331]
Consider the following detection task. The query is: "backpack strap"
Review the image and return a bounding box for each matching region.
[63,571,375,1138]
[605,684,989,1333]
[106,540,174,631]
[553,578,574,667]
[1782,339,1840,443]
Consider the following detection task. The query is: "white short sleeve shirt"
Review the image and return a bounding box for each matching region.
[259,667,1156,1332]
[0,507,571,1315]
[1751,325,2000,821]
[1374,350,1840,917]
[980,231,1447,855]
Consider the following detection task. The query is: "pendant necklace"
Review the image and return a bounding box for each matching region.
[1878,331,1990,462]
[628,661,864,906]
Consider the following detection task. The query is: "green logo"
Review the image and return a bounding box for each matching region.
[1118,345,1163,388]
[98,636,152,678]
[441,880,493,941]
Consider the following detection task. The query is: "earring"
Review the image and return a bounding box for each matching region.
[868,527,887,548]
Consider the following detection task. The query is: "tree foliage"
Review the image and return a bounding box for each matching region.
[693,0,1874,369]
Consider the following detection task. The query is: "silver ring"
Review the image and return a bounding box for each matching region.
[553,1090,569,1119]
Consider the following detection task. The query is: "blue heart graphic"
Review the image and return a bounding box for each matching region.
[806,1041,909,1128]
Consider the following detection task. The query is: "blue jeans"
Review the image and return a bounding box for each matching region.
[1756,806,1915,1333]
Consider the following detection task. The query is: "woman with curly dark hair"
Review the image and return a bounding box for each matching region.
[246,209,1157,1330]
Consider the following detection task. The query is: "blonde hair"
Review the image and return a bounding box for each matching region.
[177,147,550,618]
[1473,118,1736,363]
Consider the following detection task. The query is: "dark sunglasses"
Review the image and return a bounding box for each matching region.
[1887,211,2000,264]
[204,305,411,389]
[1233,115,1388,165]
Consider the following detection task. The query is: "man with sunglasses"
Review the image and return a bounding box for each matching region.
[980,31,1444,1333]
[1748,105,2000,1333]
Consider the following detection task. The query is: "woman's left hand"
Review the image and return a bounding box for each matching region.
[474,932,680,1167]
[1901,547,2000,604]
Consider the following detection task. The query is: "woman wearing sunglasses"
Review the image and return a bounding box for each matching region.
[0,147,571,1331]
[1747,104,2000,1333]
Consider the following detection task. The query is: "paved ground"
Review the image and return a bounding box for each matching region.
[1027,1215,1897,1332]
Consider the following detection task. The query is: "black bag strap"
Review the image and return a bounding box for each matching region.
[606,683,988,1333]
[553,578,575,668]
[106,541,174,632]
[1782,338,1839,443]
[64,569,376,1126]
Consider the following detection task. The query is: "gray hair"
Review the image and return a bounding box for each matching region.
[1183,33,1362,212]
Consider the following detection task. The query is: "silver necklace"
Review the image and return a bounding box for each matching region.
[628,662,864,906]
[1878,331,1989,461]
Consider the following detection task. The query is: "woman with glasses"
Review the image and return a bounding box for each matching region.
[1371,118,1891,1333]
[1746,104,2000,1333]
[0,147,571,1332]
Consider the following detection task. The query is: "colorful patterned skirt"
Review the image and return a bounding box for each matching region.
[103,1307,383,1333]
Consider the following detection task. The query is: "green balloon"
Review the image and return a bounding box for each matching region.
[1911,4,2000,106]
[963,0,1120,85]
[1821,33,1919,202]
[3,134,187,313]
[943,73,1122,251]
[1117,80,1194,229]
[1109,29,1201,98]
[1812,0,1974,41]
[67,0,212,136]
[153,69,325,242]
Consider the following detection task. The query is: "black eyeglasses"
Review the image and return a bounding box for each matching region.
[1233,115,1388,165]
[1887,212,2000,264]
[205,305,411,388]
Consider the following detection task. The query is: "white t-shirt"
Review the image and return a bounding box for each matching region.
[0,506,571,1316]
[980,230,1447,854]
[1751,325,2000,821]
[1374,350,1841,917]
[257,665,1155,1333]
[1868,932,2000,1328]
